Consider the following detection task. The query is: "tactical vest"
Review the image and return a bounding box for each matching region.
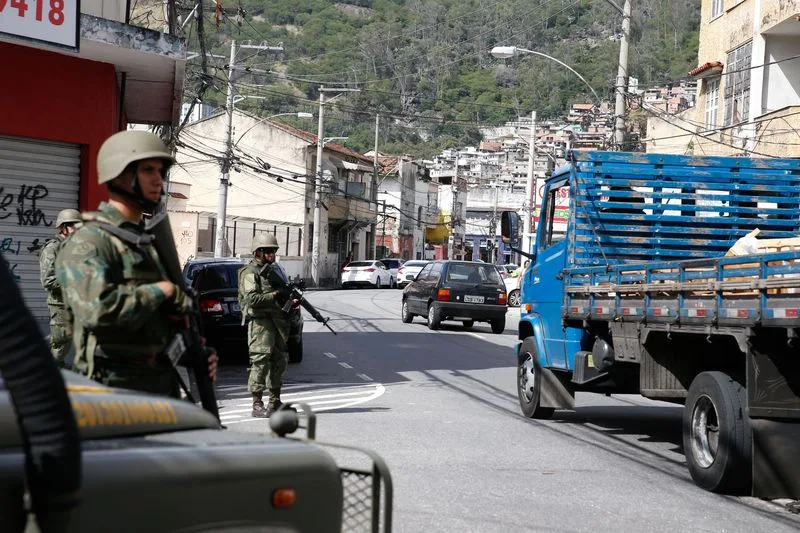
[238,262,281,319]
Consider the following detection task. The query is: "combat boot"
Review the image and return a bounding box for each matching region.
[251,393,268,418]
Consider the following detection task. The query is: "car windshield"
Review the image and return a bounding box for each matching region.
[446,263,502,284]
[348,261,373,267]
[192,264,242,291]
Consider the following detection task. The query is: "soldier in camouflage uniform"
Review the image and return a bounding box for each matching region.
[55,130,218,396]
[39,208,82,367]
[239,233,299,417]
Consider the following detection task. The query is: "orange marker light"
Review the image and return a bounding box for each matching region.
[272,488,297,508]
[437,289,451,301]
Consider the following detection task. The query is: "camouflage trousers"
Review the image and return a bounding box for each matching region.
[48,304,72,368]
[247,317,288,400]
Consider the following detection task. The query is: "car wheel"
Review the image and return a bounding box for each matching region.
[288,337,303,364]
[375,277,382,289]
[490,316,506,334]
[683,371,751,494]
[390,276,396,289]
[508,289,521,307]
[462,320,474,329]
[401,300,414,323]
[427,303,441,330]
[517,337,555,419]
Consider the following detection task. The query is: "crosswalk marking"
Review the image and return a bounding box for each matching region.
[218,383,385,424]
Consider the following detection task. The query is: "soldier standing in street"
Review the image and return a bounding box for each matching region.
[238,234,298,417]
[55,130,217,396]
[39,208,82,367]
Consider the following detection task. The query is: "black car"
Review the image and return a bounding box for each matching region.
[183,258,303,363]
[401,260,508,333]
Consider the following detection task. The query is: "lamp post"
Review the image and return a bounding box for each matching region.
[490,46,601,103]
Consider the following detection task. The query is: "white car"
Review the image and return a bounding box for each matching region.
[504,275,521,307]
[396,260,429,288]
[341,260,392,289]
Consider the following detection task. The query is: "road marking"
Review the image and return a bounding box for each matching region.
[357,373,373,382]
[338,362,353,369]
[324,352,337,359]
[467,332,485,341]
[220,384,386,424]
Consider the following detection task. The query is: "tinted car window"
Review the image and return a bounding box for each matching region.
[417,263,433,281]
[431,263,443,281]
[445,263,503,284]
[193,264,242,291]
[376,262,387,270]
[347,261,373,267]
[383,259,402,269]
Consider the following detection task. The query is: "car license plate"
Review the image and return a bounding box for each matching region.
[464,295,484,304]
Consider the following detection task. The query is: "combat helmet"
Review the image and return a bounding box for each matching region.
[97,131,175,184]
[252,233,279,253]
[55,209,81,228]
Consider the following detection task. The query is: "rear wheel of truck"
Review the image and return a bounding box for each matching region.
[517,337,555,420]
[683,371,751,494]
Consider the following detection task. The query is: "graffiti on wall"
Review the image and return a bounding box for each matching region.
[0,184,52,227]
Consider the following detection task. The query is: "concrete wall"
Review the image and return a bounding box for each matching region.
[82,0,128,21]
[763,35,800,113]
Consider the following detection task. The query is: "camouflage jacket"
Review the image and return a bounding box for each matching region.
[55,202,176,376]
[238,259,287,320]
[39,235,66,306]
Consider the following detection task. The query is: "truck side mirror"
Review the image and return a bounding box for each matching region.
[501,211,521,247]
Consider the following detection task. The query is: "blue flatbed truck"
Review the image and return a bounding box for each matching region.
[501,150,800,498]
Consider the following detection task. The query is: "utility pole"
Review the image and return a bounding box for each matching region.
[214,39,237,258]
[524,111,536,254]
[381,200,387,259]
[449,157,458,260]
[371,114,379,260]
[614,0,632,150]
[311,87,360,285]
[491,175,499,264]
[214,39,282,257]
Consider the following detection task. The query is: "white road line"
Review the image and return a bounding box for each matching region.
[357,373,373,382]
[222,389,381,414]
[324,352,337,359]
[338,362,353,369]
[221,384,386,424]
[467,332,485,341]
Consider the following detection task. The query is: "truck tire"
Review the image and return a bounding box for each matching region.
[401,299,414,323]
[683,371,751,494]
[517,337,555,419]
[427,303,441,330]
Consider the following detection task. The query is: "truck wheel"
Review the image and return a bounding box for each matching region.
[490,317,506,334]
[517,337,555,419]
[683,371,751,494]
[427,303,441,330]
[401,300,414,323]
[288,337,303,364]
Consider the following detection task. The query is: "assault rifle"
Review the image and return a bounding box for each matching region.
[146,212,220,421]
[259,264,337,335]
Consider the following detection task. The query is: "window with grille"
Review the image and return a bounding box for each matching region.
[723,42,752,126]
[704,77,720,130]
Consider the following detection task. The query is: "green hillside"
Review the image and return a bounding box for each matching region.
[184,0,700,157]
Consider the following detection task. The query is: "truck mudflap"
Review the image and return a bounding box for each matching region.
[271,403,394,533]
[752,418,800,499]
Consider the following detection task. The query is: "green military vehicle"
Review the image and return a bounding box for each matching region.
[0,254,392,533]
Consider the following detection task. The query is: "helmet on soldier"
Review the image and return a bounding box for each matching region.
[55,209,81,228]
[252,233,279,253]
[97,131,175,185]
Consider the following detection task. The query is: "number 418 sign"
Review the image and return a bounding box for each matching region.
[0,0,79,50]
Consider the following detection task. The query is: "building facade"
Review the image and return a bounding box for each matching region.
[0,1,184,321]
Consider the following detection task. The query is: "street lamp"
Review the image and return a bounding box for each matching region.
[490,46,601,103]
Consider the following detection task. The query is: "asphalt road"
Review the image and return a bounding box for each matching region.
[216,288,800,533]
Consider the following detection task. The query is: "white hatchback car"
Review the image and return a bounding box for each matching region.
[396,260,429,288]
[341,260,392,289]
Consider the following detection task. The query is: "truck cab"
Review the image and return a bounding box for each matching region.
[503,150,800,499]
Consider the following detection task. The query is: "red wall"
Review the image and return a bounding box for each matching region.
[0,42,121,210]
